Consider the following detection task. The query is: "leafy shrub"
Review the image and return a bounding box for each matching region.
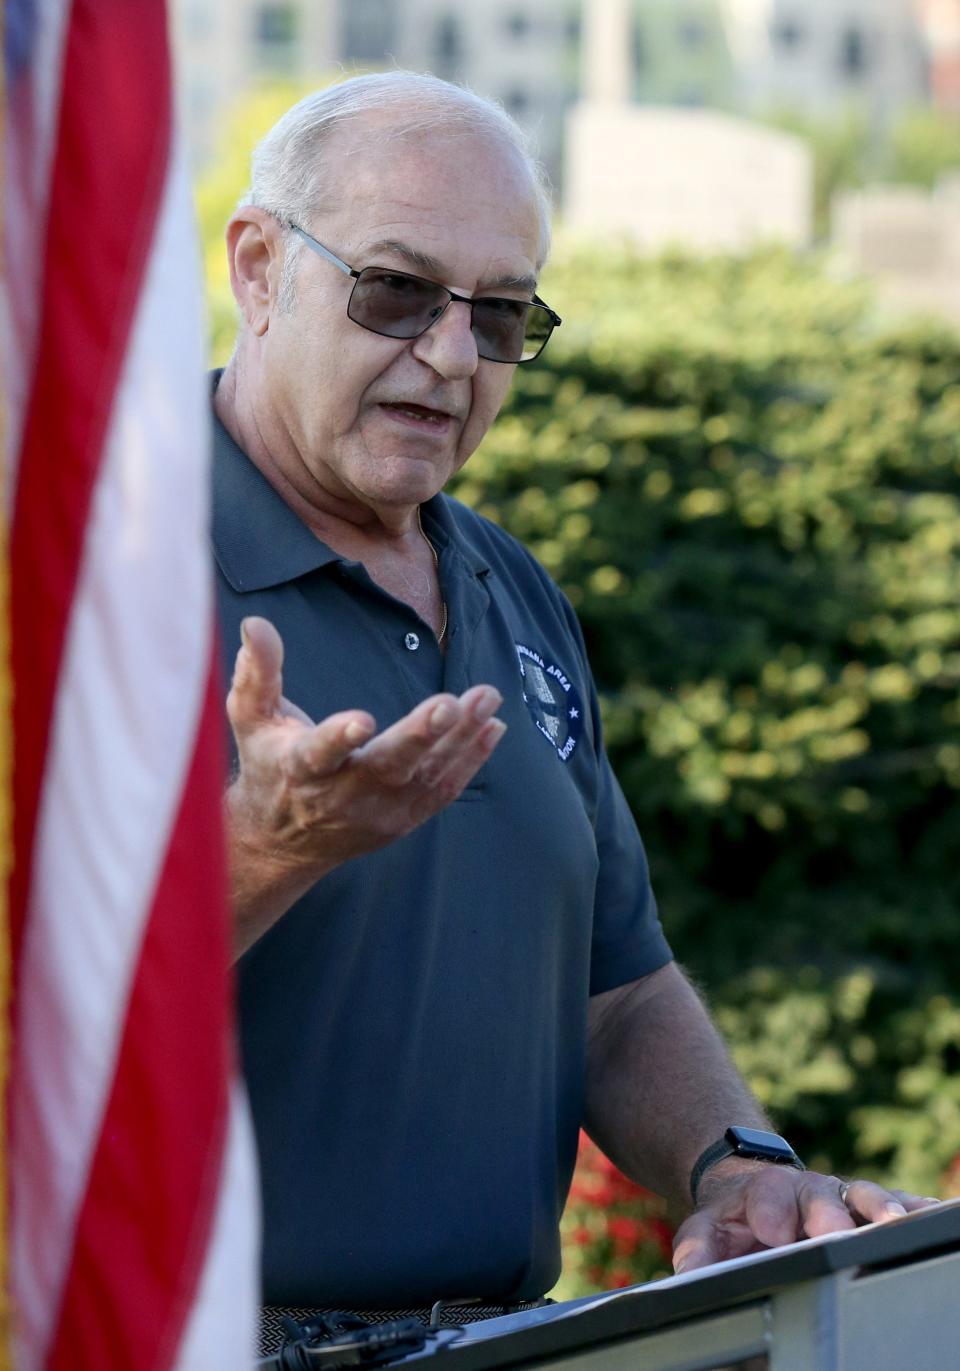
[455,247,960,1256]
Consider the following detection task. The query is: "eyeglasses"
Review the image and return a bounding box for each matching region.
[287,223,561,364]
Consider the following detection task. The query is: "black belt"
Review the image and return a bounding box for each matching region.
[259,1297,551,1358]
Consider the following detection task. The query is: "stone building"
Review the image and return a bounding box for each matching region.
[170,0,579,185]
[833,177,960,321]
[171,0,935,197]
[721,0,929,123]
[565,0,813,249]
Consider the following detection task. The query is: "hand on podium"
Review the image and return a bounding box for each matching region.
[672,1166,940,1273]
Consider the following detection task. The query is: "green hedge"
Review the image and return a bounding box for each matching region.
[455,245,960,1196]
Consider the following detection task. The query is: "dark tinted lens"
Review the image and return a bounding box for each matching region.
[520,303,554,360]
[349,268,448,338]
[473,298,554,363]
[472,297,529,362]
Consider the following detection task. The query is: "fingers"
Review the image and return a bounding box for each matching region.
[672,1212,763,1273]
[834,1180,938,1225]
[794,1175,857,1239]
[227,617,286,735]
[410,685,506,791]
[743,1168,809,1247]
[286,711,377,781]
[672,1210,722,1273]
[842,1179,906,1223]
[280,683,505,804]
[794,1175,935,1238]
[680,1167,848,1273]
[890,1190,941,1212]
[357,685,504,789]
[675,1168,942,1279]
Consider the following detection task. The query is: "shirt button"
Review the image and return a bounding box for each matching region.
[404,632,420,651]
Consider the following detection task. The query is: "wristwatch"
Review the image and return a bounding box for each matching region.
[690,1126,805,1206]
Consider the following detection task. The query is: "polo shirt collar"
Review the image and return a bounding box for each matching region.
[420,490,490,578]
[212,407,342,593]
[211,385,491,589]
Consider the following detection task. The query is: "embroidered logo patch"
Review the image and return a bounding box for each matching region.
[516,643,583,763]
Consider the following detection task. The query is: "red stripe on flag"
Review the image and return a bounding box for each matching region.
[45,649,232,1371]
[9,0,172,964]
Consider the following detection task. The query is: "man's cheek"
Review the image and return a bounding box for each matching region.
[476,383,513,434]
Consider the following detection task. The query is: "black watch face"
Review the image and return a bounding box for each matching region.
[726,1126,796,1161]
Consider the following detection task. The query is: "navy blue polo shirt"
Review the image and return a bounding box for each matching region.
[212,408,673,1307]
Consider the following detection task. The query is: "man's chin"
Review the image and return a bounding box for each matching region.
[349,452,456,509]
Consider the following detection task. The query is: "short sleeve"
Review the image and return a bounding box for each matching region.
[588,745,673,994]
[550,589,674,995]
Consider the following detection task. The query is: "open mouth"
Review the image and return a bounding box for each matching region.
[380,402,452,427]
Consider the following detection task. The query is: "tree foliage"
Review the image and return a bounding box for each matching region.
[888,108,960,191]
[456,244,960,1201]
[764,106,960,236]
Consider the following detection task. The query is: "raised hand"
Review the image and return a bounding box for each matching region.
[225,615,506,954]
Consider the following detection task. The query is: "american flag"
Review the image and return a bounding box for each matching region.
[3,2,259,1367]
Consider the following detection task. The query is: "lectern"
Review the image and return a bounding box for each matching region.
[404,1201,960,1371]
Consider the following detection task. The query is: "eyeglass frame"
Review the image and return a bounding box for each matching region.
[285,222,561,364]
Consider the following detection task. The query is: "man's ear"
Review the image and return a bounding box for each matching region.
[225,208,285,337]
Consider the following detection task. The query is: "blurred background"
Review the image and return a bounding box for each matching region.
[178,0,960,1297]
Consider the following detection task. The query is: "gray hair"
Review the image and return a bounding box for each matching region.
[245,71,553,307]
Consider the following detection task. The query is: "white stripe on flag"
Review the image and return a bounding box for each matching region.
[10,129,254,1368]
[175,1085,261,1370]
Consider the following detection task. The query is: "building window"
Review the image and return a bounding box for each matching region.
[632,21,646,73]
[434,14,462,72]
[772,18,803,50]
[342,0,395,62]
[678,16,707,49]
[503,87,530,117]
[255,3,297,46]
[841,27,867,76]
[505,12,530,39]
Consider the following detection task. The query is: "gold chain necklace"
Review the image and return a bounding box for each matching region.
[416,506,448,644]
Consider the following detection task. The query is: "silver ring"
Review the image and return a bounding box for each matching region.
[838,1180,851,1206]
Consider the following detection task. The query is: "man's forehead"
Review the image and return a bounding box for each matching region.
[354,236,539,294]
[310,119,542,281]
[323,109,524,172]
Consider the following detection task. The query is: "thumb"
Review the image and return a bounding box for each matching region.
[226,616,285,735]
[672,1211,720,1274]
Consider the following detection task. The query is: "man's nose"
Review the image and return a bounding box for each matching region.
[410,299,479,380]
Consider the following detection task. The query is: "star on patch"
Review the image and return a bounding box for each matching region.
[569,707,579,719]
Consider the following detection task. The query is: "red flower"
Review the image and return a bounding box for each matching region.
[564,1130,676,1294]
[606,1215,643,1256]
[648,1217,675,1259]
[580,1183,617,1207]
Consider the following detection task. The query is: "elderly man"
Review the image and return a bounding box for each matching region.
[212,73,931,1342]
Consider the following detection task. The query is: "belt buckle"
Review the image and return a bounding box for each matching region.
[428,1295,487,1329]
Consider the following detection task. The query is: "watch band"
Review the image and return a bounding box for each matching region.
[690,1127,805,1206]
[689,1137,740,1205]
